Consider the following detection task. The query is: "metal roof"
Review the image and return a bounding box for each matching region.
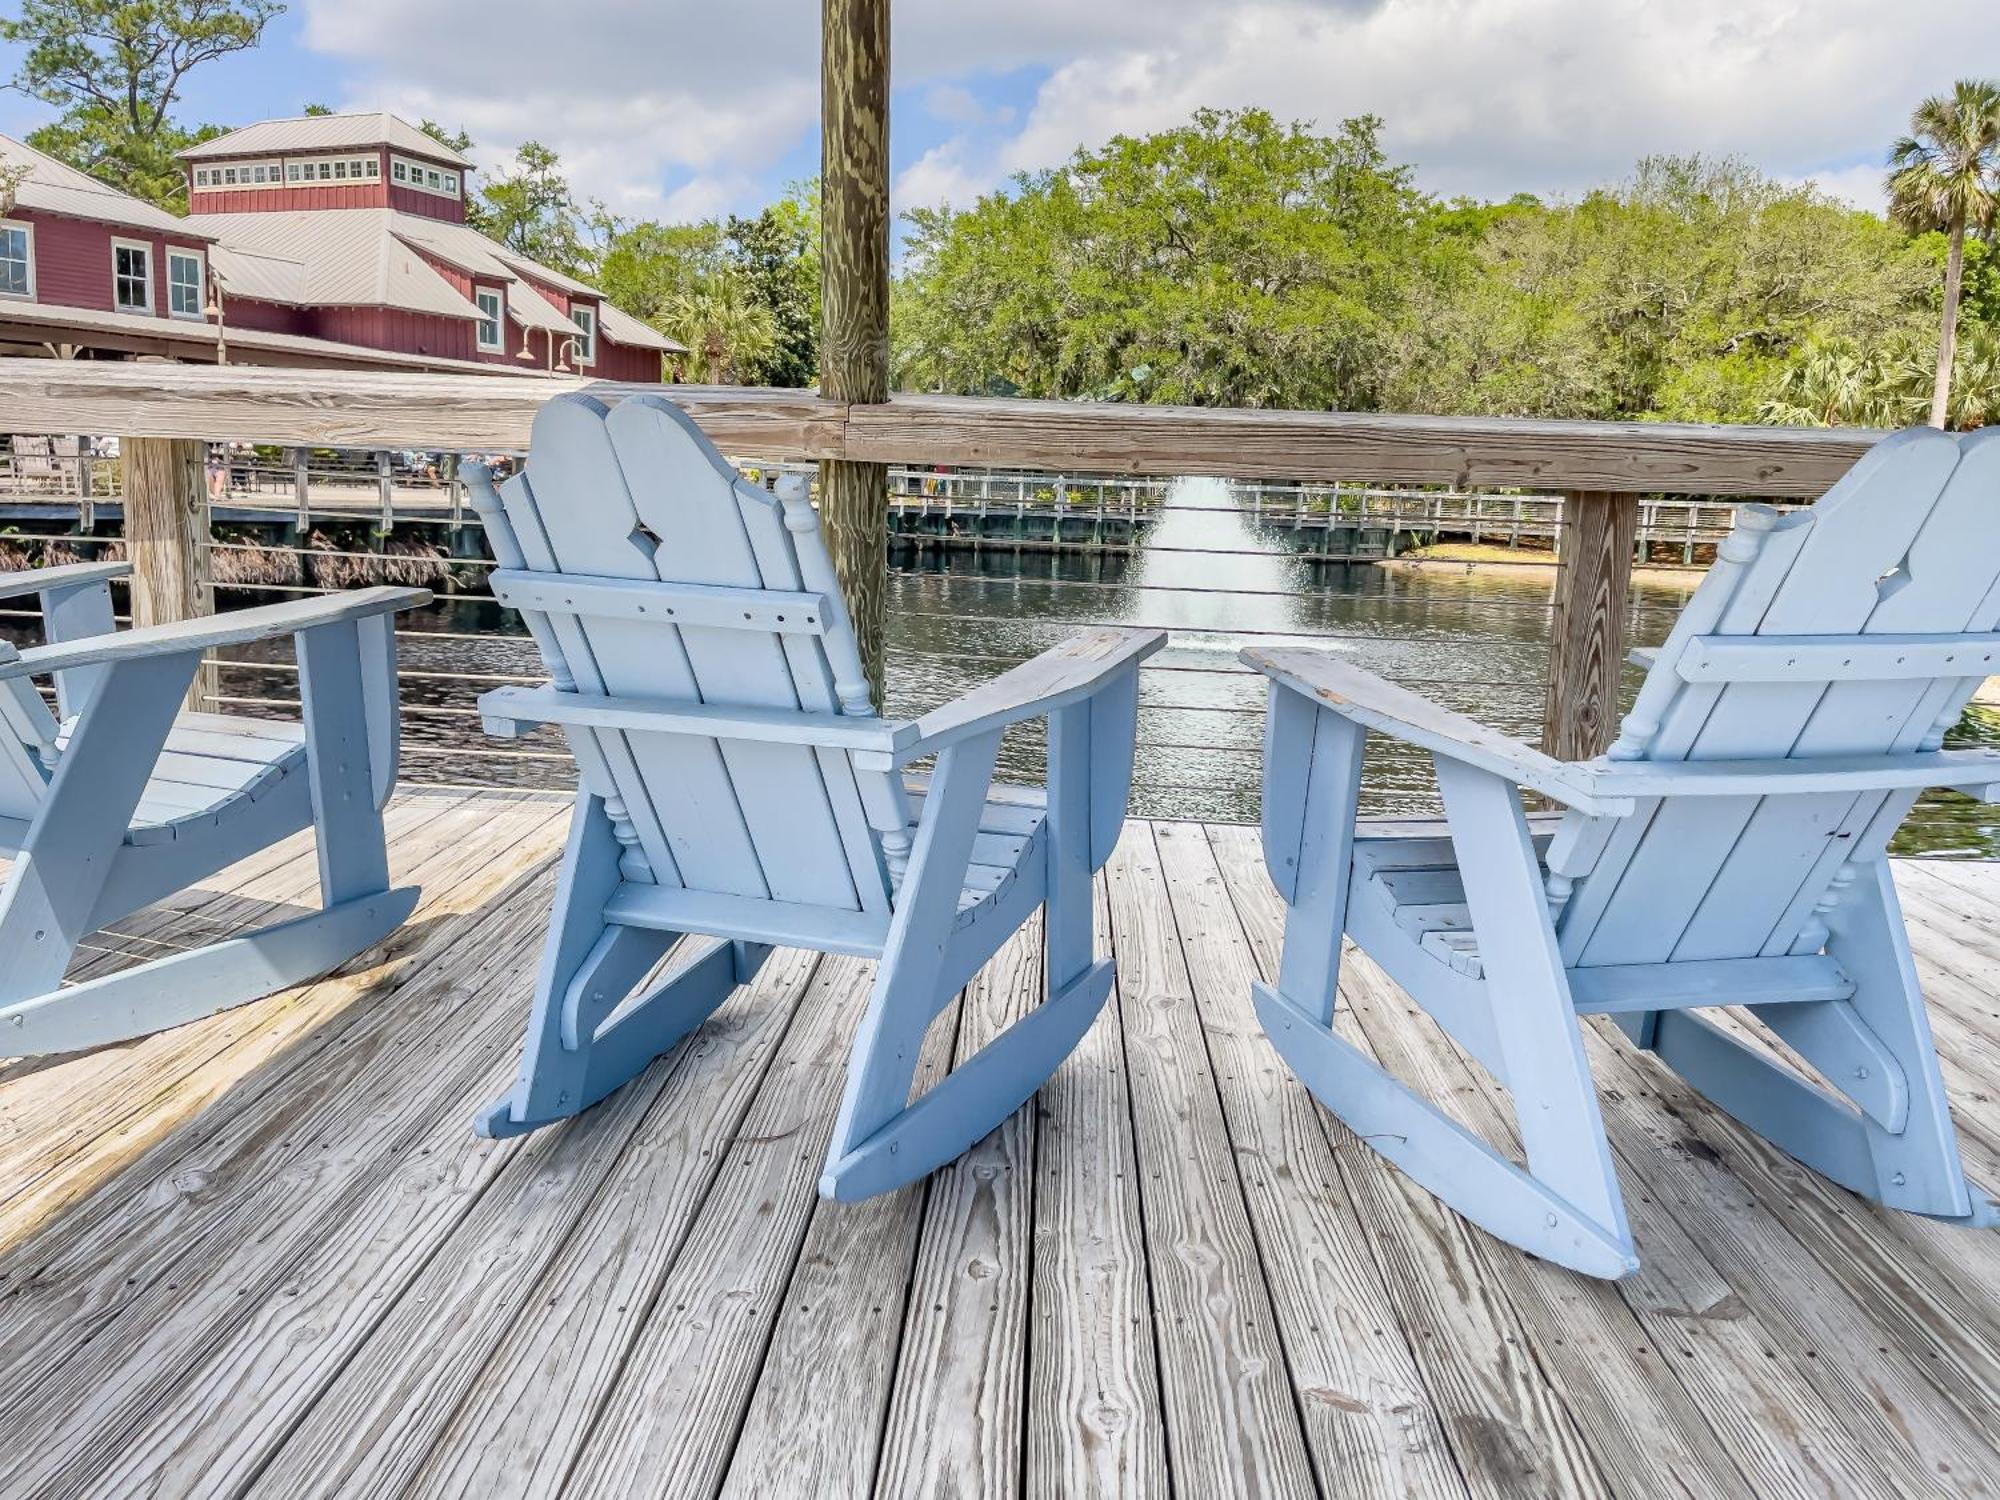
[181,209,483,321]
[181,206,686,353]
[179,113,474,167]
[208,243,310,305]
[0,134,213,239]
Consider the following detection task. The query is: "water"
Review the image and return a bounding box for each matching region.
[62,473,2000,855]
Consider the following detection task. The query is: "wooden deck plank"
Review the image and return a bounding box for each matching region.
[1023,871,1171,1499]
[399,946,830,1500]
[114,942,817,1500]
[715,981,961,1500]
[0,870,562,1498]
[0,791,552,1250]
[1150,822,1469,1499]
[0,804,1996,1500]
[872,914,1042,1498]
[0,799,565,1389]
[1100,823,1321,1499]
[556,956,887,1500]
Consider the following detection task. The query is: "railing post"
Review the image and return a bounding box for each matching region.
[122,436,214,711]
[1542,490,1637,761]
[819,0,892,707]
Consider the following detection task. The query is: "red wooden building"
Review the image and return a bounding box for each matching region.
[1,114,679,377]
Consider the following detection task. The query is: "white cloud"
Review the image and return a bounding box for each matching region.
[298,0,1996,220]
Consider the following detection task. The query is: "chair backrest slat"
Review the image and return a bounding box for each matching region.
[1560,427,2000,967]
[491,394,890,914]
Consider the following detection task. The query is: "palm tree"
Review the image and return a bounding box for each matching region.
[660,272,779,384]
[1887,79,2000,427]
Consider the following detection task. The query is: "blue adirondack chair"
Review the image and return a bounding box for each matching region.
[0,561,429,1054]
[1245,425,2000,1278]
[466,393,1164,1201]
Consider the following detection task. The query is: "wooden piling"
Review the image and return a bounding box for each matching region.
[121,436,215,709]
[819,0,892,705]
[1542,490,1638,761]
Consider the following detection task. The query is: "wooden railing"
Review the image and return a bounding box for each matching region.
[0,362,1887,759]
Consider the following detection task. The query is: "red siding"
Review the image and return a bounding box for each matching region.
[11,209,210,320]
[592,337,664,382]
[317,304,479,362]
[223,298,312,336]
[189,182,389,214]
[387,185,466,224]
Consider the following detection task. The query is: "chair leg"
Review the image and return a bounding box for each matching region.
[477,790,714,1137]
[1644,859,1991,1224]
[0,653,191,1009]
[0,647,419,1055]
[1261,755,1640,1278]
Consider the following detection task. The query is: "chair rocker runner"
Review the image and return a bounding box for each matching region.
[0,561,429,1055]
[467,392,1164,1201]
[1246,424,2000,1278]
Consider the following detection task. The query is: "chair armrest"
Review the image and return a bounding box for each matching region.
[1243,646,1633,816]
[0,561,133,602]
[881,626,1167,768]
[478,682,917,754]
[0,586,431,681]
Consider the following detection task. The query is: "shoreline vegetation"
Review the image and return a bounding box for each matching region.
[1379,541,1705,589]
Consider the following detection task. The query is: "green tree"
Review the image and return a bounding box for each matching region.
[1,0,283,208]
[725,179,820,386]
[895,108,1429,408]
[418,119,475,157]
[1887,79,2000,426]
[660,270,779,384]
[475,141,590,275]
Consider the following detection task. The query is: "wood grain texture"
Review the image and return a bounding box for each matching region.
[1543,490,1640,760]
[0,364,1880,497]
[818,0,892,703]
[6,801,2000,1500]
[121,436,213,710]
[2,364,844,455]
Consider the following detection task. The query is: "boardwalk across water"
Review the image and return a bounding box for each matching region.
[3,787,1998,1498]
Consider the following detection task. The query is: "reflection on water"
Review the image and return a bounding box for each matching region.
[29,477,1996,857]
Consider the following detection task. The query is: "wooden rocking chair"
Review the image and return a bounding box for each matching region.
[1245,425,2000,1277]
[467,393,1163,1201]
[0,561,428,1054]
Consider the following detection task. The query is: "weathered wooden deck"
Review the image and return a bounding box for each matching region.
[4,785,1999,1498]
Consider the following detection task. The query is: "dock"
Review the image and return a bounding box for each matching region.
[3,786,1997,1498]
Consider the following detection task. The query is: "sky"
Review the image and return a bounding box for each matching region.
[3,0,1998,227]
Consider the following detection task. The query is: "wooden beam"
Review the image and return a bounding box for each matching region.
[819,0,893,704]
[844,395,1879,498]
[121,436,215,710]
[0,364,846,458]
[1542,490,1639,761]
[0,364,1883,498]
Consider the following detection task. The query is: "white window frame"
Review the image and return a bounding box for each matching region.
[111,237,153,314]
[474,286,505,351]
[389,154,462,199]
[0,220,35,301]
[570,303,596,366]
[167,248,205,320]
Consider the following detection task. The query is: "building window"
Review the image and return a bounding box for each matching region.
[113,240,151,312]
[474,287,504,351]
[168,249,204,319]
[223,167,238,184]
[570,304,596,365]
[442,172,456,193]
[365,157,379,177]
[0,222,32,299]
[391,160,406,182]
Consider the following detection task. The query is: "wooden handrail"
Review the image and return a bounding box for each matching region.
[0,363,1883,498]
[2,358,1896,769]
